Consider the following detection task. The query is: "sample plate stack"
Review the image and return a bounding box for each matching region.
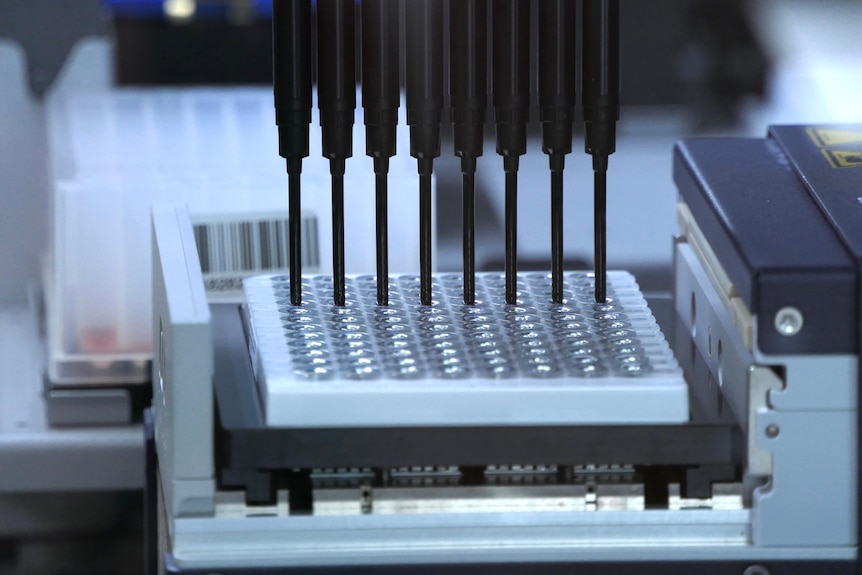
[243,272,688,427]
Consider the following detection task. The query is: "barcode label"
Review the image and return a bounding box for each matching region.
[193,216,319,282]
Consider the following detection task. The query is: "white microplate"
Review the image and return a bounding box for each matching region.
[244,271,689,428]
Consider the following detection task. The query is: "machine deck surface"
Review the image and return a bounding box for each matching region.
[243,272,687,427]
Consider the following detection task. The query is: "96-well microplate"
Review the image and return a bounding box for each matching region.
[243,272,688,427]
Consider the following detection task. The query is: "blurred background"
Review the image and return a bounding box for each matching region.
[1,0,861,573]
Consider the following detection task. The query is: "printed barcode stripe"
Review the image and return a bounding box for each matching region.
[306,217,319,271]
[258,220,272,270]
[193,216,319,278]
[194,224,211,274]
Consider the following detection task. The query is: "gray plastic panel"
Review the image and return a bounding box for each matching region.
[244,272,687,427]
[44,381,131,427]
[152,205,215,517]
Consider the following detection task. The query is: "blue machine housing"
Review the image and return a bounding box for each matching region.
[673,126,862,356]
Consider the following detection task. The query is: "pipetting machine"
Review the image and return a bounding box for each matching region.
[147,2,861,574]
[1,0,861,574]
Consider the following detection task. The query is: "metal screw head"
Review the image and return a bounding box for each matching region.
[774,307,803,336]
[765,424,780,439]
[743,565,770,575]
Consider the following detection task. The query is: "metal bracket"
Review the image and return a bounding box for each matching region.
[746,365,783,479]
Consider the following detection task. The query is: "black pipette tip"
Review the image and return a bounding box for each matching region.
[406,0,443,307]
[287,157,303,306]
[317,0,355,307]
[362,0,398,307]
[374,157,389,306]
[585,142,614,302]
[539,0,576,305]
[332,158,346,306]
[504,155,519,305]
[594,159,608,304]
[582,0,619,305]
[492,0,529,306]
[462,159,476,305]
[273,0,312,306]
[550,156,564,304]
[419,158,434,306]
[451,0,487,306]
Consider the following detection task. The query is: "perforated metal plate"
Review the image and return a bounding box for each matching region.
[243,272,688,427]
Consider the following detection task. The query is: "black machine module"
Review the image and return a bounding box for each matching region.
[271,0,621,307]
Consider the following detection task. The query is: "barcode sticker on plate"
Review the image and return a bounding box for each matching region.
[192,213,319,292]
